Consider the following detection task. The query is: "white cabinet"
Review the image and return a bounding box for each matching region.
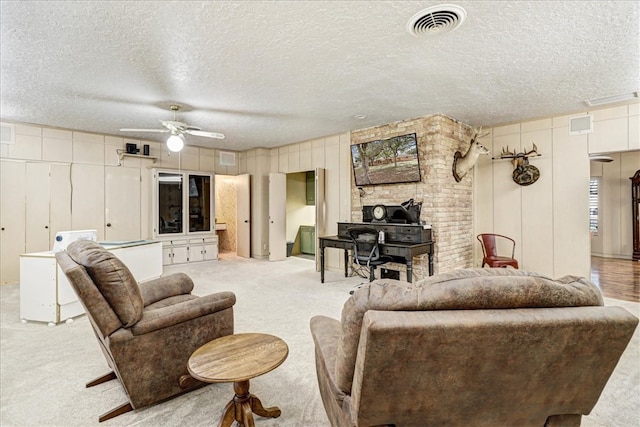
[153,169,219,265]
[0,160,72,284]
[25,162,72,253]
[161,236,218,265]
[162,239,189,264]
[189,237,219,262]
[20,240,163,325]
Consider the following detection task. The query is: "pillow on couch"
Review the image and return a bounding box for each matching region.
[66,240,143,327]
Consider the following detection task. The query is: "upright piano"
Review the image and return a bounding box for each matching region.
[319,222,434,283]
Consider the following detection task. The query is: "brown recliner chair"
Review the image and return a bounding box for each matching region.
[56,240,236,422]
[477,233,519,268]
[310,268,638,427]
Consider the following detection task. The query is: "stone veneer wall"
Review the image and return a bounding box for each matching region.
[350,114,474,279]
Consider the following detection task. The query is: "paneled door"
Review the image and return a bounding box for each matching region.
[25,162,51,253]
[268,172,286,261]
[105,166,141,241]
[0,160,26,284]
[71,163,105,240]
[236,174,251,258]
[25,162,72,253]
[49,163,72,242]
[314,167,326,271]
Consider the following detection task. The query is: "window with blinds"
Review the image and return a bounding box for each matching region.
[589,177,600,235]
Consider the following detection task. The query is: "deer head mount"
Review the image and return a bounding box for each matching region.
[452,127,490,182]
[496,143,541,186]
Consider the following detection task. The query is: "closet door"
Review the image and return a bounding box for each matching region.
[25,162,51,253]
[49,163,72,241]
[0,160,26,284]
[105,166,141,241]
[268,172,286,261]
[71,164,105,240]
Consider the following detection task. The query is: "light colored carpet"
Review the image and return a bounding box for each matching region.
[1,254,638,426]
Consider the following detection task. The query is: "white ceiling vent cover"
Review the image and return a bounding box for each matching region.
[407,4,467,36]
[219,151,236,166]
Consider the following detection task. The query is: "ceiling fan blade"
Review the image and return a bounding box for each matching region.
[186,129,225,139]
[120,128,169,133]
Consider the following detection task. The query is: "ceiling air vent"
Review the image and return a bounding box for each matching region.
[407,4,467,36]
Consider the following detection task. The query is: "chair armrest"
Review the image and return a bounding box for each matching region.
[310,315,345,395]
[139,273,194,306]
[131,291,236,335]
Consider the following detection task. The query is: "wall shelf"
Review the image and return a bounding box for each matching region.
[117,150,157,165]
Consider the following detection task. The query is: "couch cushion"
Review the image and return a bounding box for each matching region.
[334,268,604,393]
[66,240,143,327]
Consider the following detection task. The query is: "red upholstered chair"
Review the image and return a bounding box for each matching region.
[477,233,519,268]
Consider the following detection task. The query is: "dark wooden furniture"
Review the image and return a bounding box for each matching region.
[187,333,289,427]
[477,233,519,268]
[348,228,393,282]
[632,170,640,261]
[319,222,434,283]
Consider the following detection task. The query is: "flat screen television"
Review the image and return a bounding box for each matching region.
[350,133,421,186]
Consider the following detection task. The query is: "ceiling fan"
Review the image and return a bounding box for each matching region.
[120,104,224,152]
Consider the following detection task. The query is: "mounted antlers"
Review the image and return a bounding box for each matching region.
[452,127,490,182]
[497,142,541,186]
[500,143,538,167]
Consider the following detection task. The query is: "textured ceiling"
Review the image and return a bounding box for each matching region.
[1,1,639,151]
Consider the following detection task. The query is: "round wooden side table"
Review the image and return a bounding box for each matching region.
[187,333,289,427]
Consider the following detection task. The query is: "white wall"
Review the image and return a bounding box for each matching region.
[474,103,639,279]
[0,122,235,284]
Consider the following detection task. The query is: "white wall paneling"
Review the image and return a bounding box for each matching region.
[553,129,590,278]
[520,127,553,275]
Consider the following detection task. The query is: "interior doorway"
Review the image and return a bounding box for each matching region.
[286,171,316,260]
[215,174,251,258]
[268,168,325,266]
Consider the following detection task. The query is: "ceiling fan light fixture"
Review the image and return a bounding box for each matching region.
[167,134,184,152]
[589,154,614,163]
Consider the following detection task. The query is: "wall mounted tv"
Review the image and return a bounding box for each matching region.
[350,133,421,186]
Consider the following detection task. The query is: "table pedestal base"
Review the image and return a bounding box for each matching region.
[218,380,281,427]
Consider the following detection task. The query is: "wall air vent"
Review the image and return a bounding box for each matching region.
[407,4,467,36]
[0,122,15,145]
[219,151,236,166]
[569,114,593,135]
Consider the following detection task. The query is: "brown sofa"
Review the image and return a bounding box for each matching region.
[56,240,236,422]
[310,268,638,427]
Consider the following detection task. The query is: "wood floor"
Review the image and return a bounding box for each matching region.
[590,256,640,302]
